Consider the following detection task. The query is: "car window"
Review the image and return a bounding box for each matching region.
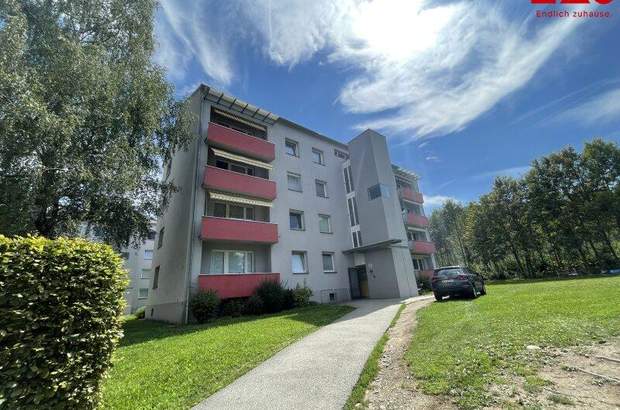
[434,268,463,279]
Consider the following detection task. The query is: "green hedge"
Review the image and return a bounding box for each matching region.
[0,236,128,409]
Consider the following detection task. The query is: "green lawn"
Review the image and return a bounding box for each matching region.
[100,304,354,409]
[406,276,620,409]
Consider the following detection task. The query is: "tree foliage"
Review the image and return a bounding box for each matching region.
[429,139,620,279]
[0,0,194,246]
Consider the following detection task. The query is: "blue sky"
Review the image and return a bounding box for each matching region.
[154,0,620,211]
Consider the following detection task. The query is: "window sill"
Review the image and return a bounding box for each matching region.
[288,188,303,193]
[319,231,333,234]
[323,271,337,274]
[292,272,309,275]
[290,228,306,231]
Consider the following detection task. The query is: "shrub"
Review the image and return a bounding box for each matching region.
[0,235,127,409]
[255,280,285,313]
[245,294,264,315]
[293,283,313,307]
[134,306,146,319]
[220,298,245,317]
[189,290,220,323]
[282,288,296,310]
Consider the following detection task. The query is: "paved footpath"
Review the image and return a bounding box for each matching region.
[194,295,433,410]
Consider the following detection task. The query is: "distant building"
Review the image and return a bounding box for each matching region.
[146,84,437,323]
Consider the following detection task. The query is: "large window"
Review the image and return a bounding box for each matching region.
[214,158,255,176]
[152,266,160,289]
[407,230,427,241]
[287,172,302,192]
[312,148,324,165]
[209,250,255,274]
[285,139,299,157]
[318,214,332,233]
[212,202,255,220]
[138,288,149,299]
[289,210,305,230]
[368,183,390,200]
[347,197,359,226]
[322,252,335,273]
[315,180,327,198]
[291,251,308,274]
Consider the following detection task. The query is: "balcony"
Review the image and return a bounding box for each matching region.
[410,240,436,254]
[198,273,280,299]
[399,187,424,204]
[207,122,275,162]
[201,217,278,244]
[204,166,276,201]
[405,213,429,227]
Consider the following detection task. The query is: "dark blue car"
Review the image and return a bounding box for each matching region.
[431,266,486,301]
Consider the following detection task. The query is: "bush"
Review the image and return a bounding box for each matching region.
[282,288,295,310]
[189,290,220,323]
[245,294,264,315]
[255,280,285,313]
[293,283,313,307]
[220,299,245,317]
[0,235,127,409]
[134,306,146,319]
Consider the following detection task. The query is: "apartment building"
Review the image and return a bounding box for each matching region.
[120,229,156,314]
[146,84,437,323]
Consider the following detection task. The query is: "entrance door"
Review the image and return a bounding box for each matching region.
[348,267,361,299]
[357,265,369,298]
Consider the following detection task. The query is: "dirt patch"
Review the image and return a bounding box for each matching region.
[486,338,620,409]
[363,297,456,410]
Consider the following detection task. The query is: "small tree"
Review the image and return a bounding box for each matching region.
[189,290,220,323]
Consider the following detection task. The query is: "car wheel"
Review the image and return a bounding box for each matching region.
[470,284,478,299]
[480,284,487,295]
[434,292,443,302]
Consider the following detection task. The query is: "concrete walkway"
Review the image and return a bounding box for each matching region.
[194,295,433,410]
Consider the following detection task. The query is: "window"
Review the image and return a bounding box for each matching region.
[312,148,324,165]
[285,139,299,157]
[209,250,255,273]
[141,269,150,279]
[368,183,390,200]
[152,266,160,289]
[138,288,149,299]
[315,180,327,198]
[289,210,304,230]
[121,251,129,260]
[287,172,302,192]
[412,258,426,270]
[347,197,359,226]
[147,230,156,240]
[211,202,255,220]
[352,231,363,248]
[343,166,354,193]
[292,251,308,274]
[214,158,254,176]
[408,230,427,241]
[318,214,332,233]
[334,149,349,160]
[157,227,164,249]
[144,249,153,260]
[322,252,335,272]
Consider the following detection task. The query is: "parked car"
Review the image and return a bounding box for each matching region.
[431,266,486,302]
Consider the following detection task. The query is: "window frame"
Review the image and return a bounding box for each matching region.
[291,251,308,274]
[322,252,336,273]
[209,250,255,274]
[312,148,325,165]
[287,172,303,192]
[211,201,255,221]
[285,138,299,157]
[318,214,332,234]
[138,288,149,299]
[315,179,328,198]
[289,209,305,231]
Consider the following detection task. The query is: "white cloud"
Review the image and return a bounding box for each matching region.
[473,165,531,181]
[553,87,620,126]
[425,155,440,162]
[424,195,460,207]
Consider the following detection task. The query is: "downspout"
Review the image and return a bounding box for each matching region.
[183,92,205,324]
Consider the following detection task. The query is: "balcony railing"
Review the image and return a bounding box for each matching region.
[207,122,275,162]
[399,187,424,203]
[198,273,280,299]
[405,213,429,227]
[409,240,436,254]
[201,217,278,244]
[204,166,276,201]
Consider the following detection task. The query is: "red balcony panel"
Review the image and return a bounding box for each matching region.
[199,273,280,299]
[410,241,436,254]
[208,122,275,162]
[204,166,276,201]
[399,187,424,203]
[201,217,278,244]
[405,213,429,227]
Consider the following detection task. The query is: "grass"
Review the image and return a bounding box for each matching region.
[548,393,575,405]
[100,304,354,409]
[405,276,620,409]
[344,303,406,410]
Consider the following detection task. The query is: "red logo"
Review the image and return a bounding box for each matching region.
[531,0,612,3]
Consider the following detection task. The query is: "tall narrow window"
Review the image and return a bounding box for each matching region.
[347,197,359,226]
[344,166,354,193]
[315,180,327,198]
[312,148,324,165]
[287,172,302,192]
[292,251,308,274]
[318,214,332,233]
[157,228,164,249]
[289,210,304,230]
[322,252,335,272]
[152,266,160,289]
[285,139,299,157]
